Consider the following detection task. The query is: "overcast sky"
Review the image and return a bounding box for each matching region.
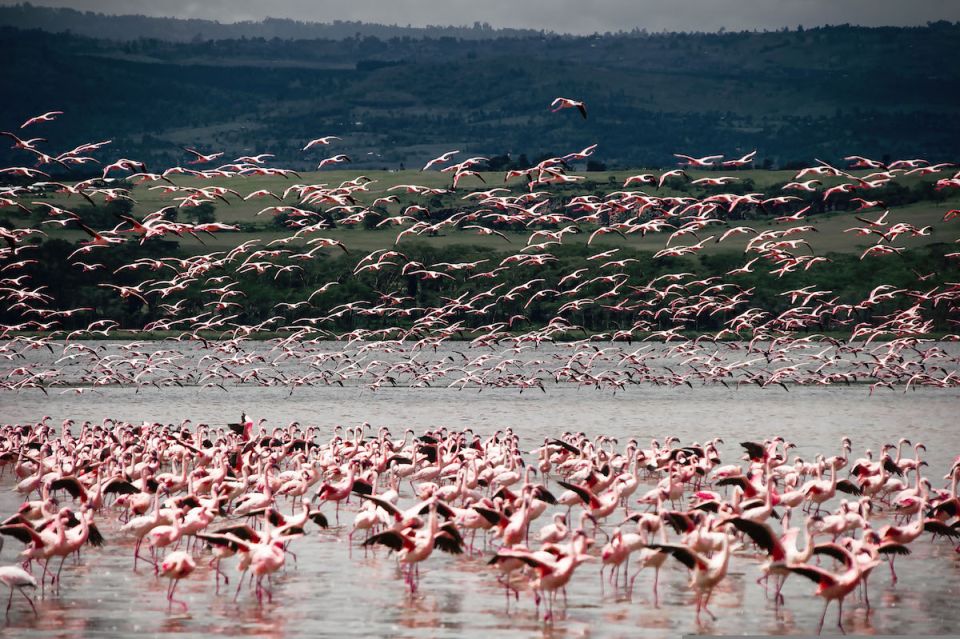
[5,0,960,33]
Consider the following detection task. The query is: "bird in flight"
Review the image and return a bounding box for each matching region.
[182,147,224,164]
[550,98,587,119]
[20,111,63,129]
[303,136,342,151]
[422,151,460,172]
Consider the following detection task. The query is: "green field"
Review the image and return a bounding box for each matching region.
[17,168,959,257]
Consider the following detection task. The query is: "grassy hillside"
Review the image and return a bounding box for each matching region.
[0,21,958,170]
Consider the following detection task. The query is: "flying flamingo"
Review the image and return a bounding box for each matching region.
[422,150,460,171]
[550,97,587,119]
[302,136,341,150]
[21,111,63,128]
[674,153,723,168]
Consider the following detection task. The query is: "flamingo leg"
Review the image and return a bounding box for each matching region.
[55,556,67,590]
[234,571,247,600]
[816,599,829,635]
[39,559,53,598]
[653,566,660,607]
[210,557,228,593]
[168,578,187,612]
[837,597,845,634]
[20,587,38,616]
[703,588,717,620]
[774,574,786,607]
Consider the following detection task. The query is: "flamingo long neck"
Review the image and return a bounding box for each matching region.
[908,501,926,530]
[292,501,310,527]
[800,518,813,553]
[55,515,67,545]
[263,465,273,500]
[151,489,162,520]
[77,509,90,542]
[428,504,439,537]
[714,534,731,574]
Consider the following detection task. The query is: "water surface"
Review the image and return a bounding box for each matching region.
[1,377,958,637]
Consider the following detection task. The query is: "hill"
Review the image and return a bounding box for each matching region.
[0,4,541,40]
[0,14,959,170]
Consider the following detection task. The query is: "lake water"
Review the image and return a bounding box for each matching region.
[1,347,959,637]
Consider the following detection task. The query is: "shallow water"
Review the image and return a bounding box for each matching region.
[1,382,959,637]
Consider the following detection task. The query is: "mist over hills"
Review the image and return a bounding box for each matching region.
[1,5,958,171]
[0,4,545,40]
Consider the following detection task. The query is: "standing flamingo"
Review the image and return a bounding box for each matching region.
[0,566,38,619]
[158,550,196,611]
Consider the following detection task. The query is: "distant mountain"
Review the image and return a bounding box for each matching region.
[0,4,544,41]
[0,15,958,171]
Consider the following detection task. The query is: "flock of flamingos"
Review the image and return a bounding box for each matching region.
[0,419,958,633]
[0,102,958,633]
[0,106,958,394]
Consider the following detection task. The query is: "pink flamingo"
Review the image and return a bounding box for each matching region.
[158,550,196,611]
[0,566,37,619]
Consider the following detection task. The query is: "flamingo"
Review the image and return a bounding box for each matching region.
[647,532,733,623]
[363,501,464,591]
[550,97,587,119]
[0,566,37,619]
[158,550,196,611]
[20,111,63,128]
[509,531,594,620]
[302,136,341,150]
[781,543,878,634]
[674,153,723,168]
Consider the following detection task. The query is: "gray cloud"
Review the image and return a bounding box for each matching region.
[4,0,959,33]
